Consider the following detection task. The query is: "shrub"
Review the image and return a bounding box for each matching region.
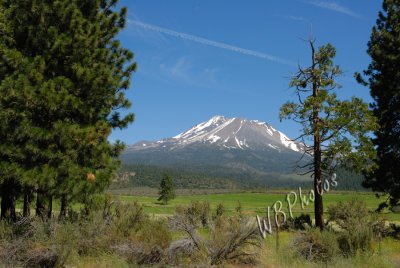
[235,201,243,214]
[134,219,172,251]
[198,201,211,227]
[291,228,339,263]
[282,214,312,231]
[113,219,172,265]
[0,220,17,240]
[175,200,211,228]
[167,237,197,264]
[0,217,80,267]
[111,201,147,237]
[328,199,383,256]
[74,214,109,255]
[171,203,261,266]
[213,203,226,220]
[208,215,261,265]
[0,199,173,267]
[24,243,59,268]
[388,223,400,240]
[11,217,36,238]
[50,222,80,267]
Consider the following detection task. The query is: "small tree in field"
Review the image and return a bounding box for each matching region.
[280,39,377,230]
[158,174,175,205]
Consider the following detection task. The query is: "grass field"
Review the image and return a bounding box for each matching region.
[111,188,400,222]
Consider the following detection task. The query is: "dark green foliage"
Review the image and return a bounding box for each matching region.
[334,168,365,191]
[283,213,312,231]
[280,40,377,229]
[115,164,245,189]
[388,223,400,240]
[158,174,175,205]
[115,164,366,190]
[356,0,400,209]
[0,0,136,219]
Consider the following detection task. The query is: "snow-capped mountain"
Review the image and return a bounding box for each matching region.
[125,115,304,153]
[121,116,309,187]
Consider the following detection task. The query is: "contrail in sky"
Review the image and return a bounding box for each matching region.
[303,0,361,19]
[129,20,295,66]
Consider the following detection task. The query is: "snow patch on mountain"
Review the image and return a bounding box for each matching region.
[278,131,300,152]
[207,135,221,143]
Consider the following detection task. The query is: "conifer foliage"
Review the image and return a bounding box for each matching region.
[0,0,136,220]
[158,174,175,205]
[356,0,400,209]
[280,40,377,230]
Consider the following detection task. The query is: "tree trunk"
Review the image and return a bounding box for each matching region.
[47,195,53,219]
[23,191,31,217]
[1,191,16,222]
[59,195,68,220]
[313,149,324,230]
[311,40,324,230]
[36,191,46,218]
[10,196,16,222]
[1,182,17,222]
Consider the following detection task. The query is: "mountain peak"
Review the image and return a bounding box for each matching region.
[128,115,304,153]
[211,115,226,120]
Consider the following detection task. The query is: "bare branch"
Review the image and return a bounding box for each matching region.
[297,162,314,169]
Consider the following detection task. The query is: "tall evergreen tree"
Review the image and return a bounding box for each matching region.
[0,0,136,220]
[158,174,175,205]
[356,0,400,209]
[280,39,377,229]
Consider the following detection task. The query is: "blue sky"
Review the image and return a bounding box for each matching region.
[110,0,382,144]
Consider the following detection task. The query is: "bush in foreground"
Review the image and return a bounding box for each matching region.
[291,228,340,263]
[170,202,262,266]
[328,199,385,256]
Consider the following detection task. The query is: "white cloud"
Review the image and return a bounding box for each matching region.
[159,57,221,89]
[304,0,361,19]
[160,57,192,82]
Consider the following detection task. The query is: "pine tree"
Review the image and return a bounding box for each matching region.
[280,39,377,230]
[356,0,400,209]
[158,174,175,205]
[0,0,136,220]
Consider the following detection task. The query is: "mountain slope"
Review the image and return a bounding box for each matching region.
[121,116,309,187]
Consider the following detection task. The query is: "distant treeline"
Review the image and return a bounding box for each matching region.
[113,164,366,191]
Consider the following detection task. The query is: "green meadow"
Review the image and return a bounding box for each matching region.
[112,189,400,222]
